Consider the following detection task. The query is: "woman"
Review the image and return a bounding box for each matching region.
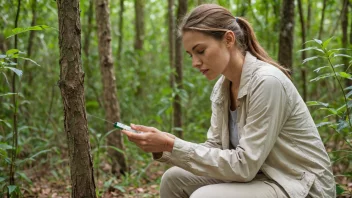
[122,4,335,198]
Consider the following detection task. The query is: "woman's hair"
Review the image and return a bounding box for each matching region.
[179,4,291,78]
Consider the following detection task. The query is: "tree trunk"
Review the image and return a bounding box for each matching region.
[117,0,124,62]
[350,3,352,45]
[168,0,175,89]
[134,0,144,50]
[318,0,327,39]
[297,0,307,101]
[134,0,145,95]
[278,0,295,71]
[24,0,37,86]
[95,0,127,176]
[341,0,349,81]
[56,0,96,197]
[83,0,103,108]
[173,0,187,138]
[307,0,311,36]
[9,0,21,192]
[271,0,281,55]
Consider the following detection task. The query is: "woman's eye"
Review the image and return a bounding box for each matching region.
[198,50,205,54]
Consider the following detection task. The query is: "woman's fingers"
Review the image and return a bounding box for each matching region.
[121,130,145,141]
[131,124,157,132]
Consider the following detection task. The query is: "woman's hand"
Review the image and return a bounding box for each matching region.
[121,124,175,153]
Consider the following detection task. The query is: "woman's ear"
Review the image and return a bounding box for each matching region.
[224,31,235,47]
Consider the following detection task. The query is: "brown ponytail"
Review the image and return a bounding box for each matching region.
[179,4,291,78]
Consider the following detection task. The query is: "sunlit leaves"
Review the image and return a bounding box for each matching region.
[6,25,53,38]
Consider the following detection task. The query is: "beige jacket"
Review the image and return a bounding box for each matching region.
[155,52,335,198]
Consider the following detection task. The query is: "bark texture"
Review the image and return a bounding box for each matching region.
[57,0,96,197]
[173,0,187,138]
[95,0,127,175]
[278,0,295,70]
[168,0,175,89]
[297,0,307,101]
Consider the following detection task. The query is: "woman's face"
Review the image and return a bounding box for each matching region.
[182,31,231,80]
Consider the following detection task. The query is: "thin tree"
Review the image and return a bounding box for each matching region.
[117,0,124,62]
[56,0,96,197]
[297,0,307,101]
[341,0,349,87]
[134,0,144,51]
[95,0,127,175]
[134,0,145,95]
[307,0,311,35]
[9,0,21,193]
[24,0,37,86]
[318,0,327,39]
[83,0,103,108]
[278,0,295,71]
[168,0,175,89]
[173,0,187,138]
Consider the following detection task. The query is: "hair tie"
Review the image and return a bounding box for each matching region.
[235,17,239,22]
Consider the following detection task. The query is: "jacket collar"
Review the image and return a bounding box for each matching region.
[210,52,258,103]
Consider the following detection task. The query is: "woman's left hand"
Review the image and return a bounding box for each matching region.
[121,124,175,153]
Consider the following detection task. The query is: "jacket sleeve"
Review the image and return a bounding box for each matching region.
[155,75,292,182]
[199,102,223,149]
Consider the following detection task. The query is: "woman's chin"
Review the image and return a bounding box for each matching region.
[207,74,219,81]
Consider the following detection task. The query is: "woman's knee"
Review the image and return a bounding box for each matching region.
[161,166,188,186]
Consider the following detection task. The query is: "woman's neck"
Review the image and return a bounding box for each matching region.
[223,51,245,90]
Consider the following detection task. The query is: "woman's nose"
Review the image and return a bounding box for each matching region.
[192,56,202,68]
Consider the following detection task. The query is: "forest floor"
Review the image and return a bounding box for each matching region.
[22,160,166,198]
[16,141,352,197]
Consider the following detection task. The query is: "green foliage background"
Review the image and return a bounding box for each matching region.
[0,0,351,196]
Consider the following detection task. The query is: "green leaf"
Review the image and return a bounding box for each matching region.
[0,143,13,150]
[298,47,324,53]
[7,185,17,194]
[16,56,40,66]
[0,93,18,97]
[302,56,321,64]
[316,122,333,128]
[0,177,5,183]
[337,120,349,132]
[338,72,352,79]
[314,39,323,45]
[310,73,335,82]
[30,149,51,159]
[334,54,352,59]
[4,67,23,77]
[347,100,352,108]
[333,64,345,68]
[102,145,125,154]
[313,66,329,73]
[303,40,318,45]
[16,172,32,184]
[6,49,19,56]
[99,129,117,145]
[322,37,334,49]
[6,25,52,38]
[336,184,345,195]
[320,107,338,115]
[113,185,126,193]
[306,101,329,107]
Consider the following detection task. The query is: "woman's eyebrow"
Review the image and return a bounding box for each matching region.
[192,44,200,51]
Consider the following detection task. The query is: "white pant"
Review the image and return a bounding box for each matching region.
[160,166,289,198]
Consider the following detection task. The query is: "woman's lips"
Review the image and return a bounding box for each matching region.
[201,69,209,75]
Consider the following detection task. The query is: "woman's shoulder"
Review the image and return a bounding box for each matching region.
[251,60,290,85]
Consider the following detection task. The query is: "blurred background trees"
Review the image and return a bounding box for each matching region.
[0,0,351,197]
